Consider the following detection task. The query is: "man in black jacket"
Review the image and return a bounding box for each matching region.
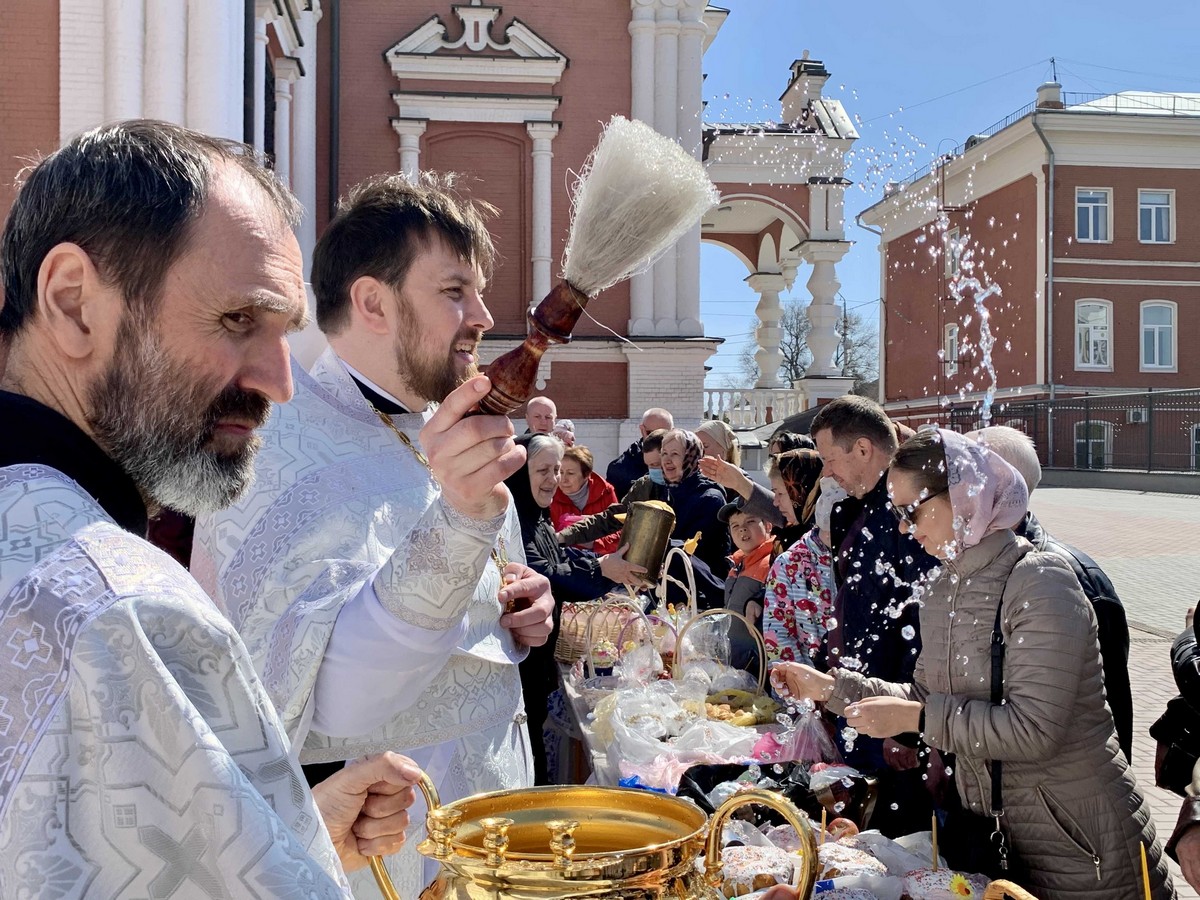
[811,396,938,835]
[606,407,673,497]
[968,425,1134,762]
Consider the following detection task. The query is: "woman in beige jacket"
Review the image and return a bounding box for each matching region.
[775,428,1174,899]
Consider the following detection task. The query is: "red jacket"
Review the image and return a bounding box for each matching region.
[551,472,620,555]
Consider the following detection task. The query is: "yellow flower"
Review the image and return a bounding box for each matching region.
[950,873,974,897]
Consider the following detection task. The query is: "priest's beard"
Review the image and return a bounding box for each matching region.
[87,319,271,516]
[394,298,482,404]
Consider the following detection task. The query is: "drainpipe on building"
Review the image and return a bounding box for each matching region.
[856,212,886,405]
[328,0,340,219]
[1032,82,1060,463]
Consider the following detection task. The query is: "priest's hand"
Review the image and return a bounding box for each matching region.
[498,563,554,647]
[311,752,421,873]
[421,376,525,520]
[845,697,923,738]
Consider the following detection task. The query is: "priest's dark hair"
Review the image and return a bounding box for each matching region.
[312,171,497,336]
[0,120,301,338]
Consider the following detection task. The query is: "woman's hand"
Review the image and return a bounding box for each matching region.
[1176,823,1200,891]
[845,696,923,738]
[770,662,834,702]
[599,544,649,587]
[697,456,753,498]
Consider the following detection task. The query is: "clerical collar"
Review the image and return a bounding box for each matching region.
[338,359,413,416]
[0,390,148,536]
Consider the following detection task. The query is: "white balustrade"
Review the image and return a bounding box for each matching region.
[701,388,807,430]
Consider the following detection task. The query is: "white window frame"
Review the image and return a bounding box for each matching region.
[1140,300,1178,373]
[945,227,961,278]
[1074,299,1113,372]
[944,323,959,377]
[1075,187,1112,243]
[1074,420,1113,470]
[1138,188,1175,244]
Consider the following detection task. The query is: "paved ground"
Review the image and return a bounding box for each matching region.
[1030,486,1200,898]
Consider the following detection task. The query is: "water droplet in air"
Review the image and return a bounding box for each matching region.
[901,625,916,640]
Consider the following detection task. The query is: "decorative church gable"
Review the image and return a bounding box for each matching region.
[385,2,568,85]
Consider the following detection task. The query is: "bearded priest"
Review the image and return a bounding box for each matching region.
[191,174,555,898]
[0,121,425,896]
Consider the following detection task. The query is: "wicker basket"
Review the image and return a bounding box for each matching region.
[554,593,639,664]
[577,602,656,708]
[984,881,1038,900]
[673,607,768,693]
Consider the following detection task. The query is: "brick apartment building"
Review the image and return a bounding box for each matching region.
[0,0,859,465]
[861,82,1200,470]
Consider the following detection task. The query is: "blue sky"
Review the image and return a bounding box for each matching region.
[698,0,1200,385]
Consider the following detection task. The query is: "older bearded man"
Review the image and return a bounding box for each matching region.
[192,174,555,898]
[0,121,422,897]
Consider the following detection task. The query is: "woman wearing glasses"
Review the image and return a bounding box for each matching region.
[773,428,1174,900]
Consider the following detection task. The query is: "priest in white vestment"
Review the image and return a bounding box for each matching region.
[0,121,422,897]
[192,173,556,898]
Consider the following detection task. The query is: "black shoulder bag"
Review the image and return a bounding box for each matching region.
[939,600,1013,878]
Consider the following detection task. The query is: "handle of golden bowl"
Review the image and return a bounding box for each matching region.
[704,788,820,899]
[368,770,441,900]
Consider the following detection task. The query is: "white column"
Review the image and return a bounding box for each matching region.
[143,0,185,122]
[627,0,658,334]
[674,0,706,337]
[653,1,679,140]
[801,242,851,378]
[293,5,321,266]
[252,6,271,152]
[747,272,787,388]
[392,119,427,182]
[104,0,144,121]
[527,122,560,312]
[652,1,681,334]
[272,58,300,187]
[187,0,236,137]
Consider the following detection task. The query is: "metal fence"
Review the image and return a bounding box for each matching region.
[946,389,1200,473]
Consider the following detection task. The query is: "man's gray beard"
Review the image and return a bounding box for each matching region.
[87,326,266,516]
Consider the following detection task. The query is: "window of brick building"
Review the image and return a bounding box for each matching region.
[943,323,959,377]
[1192,424,1200,470]
[1076,188,1111,242]
[1074,300,1111,370]
[1139,190,1174,243]
[1141,301,1176,371]
[945,227,961,278]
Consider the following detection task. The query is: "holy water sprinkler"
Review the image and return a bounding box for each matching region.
[478,116,720,415]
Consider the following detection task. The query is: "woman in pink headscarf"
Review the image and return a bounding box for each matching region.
[772,428,1174,899]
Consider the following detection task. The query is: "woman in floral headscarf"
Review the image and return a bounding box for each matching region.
[773,429,1174,900]
[659,428,730,579]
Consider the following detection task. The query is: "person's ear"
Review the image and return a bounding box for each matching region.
[347,276,393,336]
[36,242,119,360]
[854,436,873,458]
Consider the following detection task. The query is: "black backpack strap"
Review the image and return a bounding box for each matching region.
[989,599,1009,870]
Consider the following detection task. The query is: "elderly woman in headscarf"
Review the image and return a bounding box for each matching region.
[695,419,741,467]
[773,429,1175,900]
[658,428,730,580]
[503,434,646,784]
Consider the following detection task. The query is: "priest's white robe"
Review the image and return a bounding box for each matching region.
[191,348,532,899]
[0,464,350,898]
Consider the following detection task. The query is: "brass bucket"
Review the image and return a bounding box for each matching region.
[369,781,819,899]
[620,500,675,584]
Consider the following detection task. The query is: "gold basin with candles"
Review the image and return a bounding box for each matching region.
[371,776,819,899]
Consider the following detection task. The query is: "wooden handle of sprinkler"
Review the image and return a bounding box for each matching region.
[476,281,590,416]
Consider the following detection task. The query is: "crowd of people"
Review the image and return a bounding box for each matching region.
[0,118,1190,900]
